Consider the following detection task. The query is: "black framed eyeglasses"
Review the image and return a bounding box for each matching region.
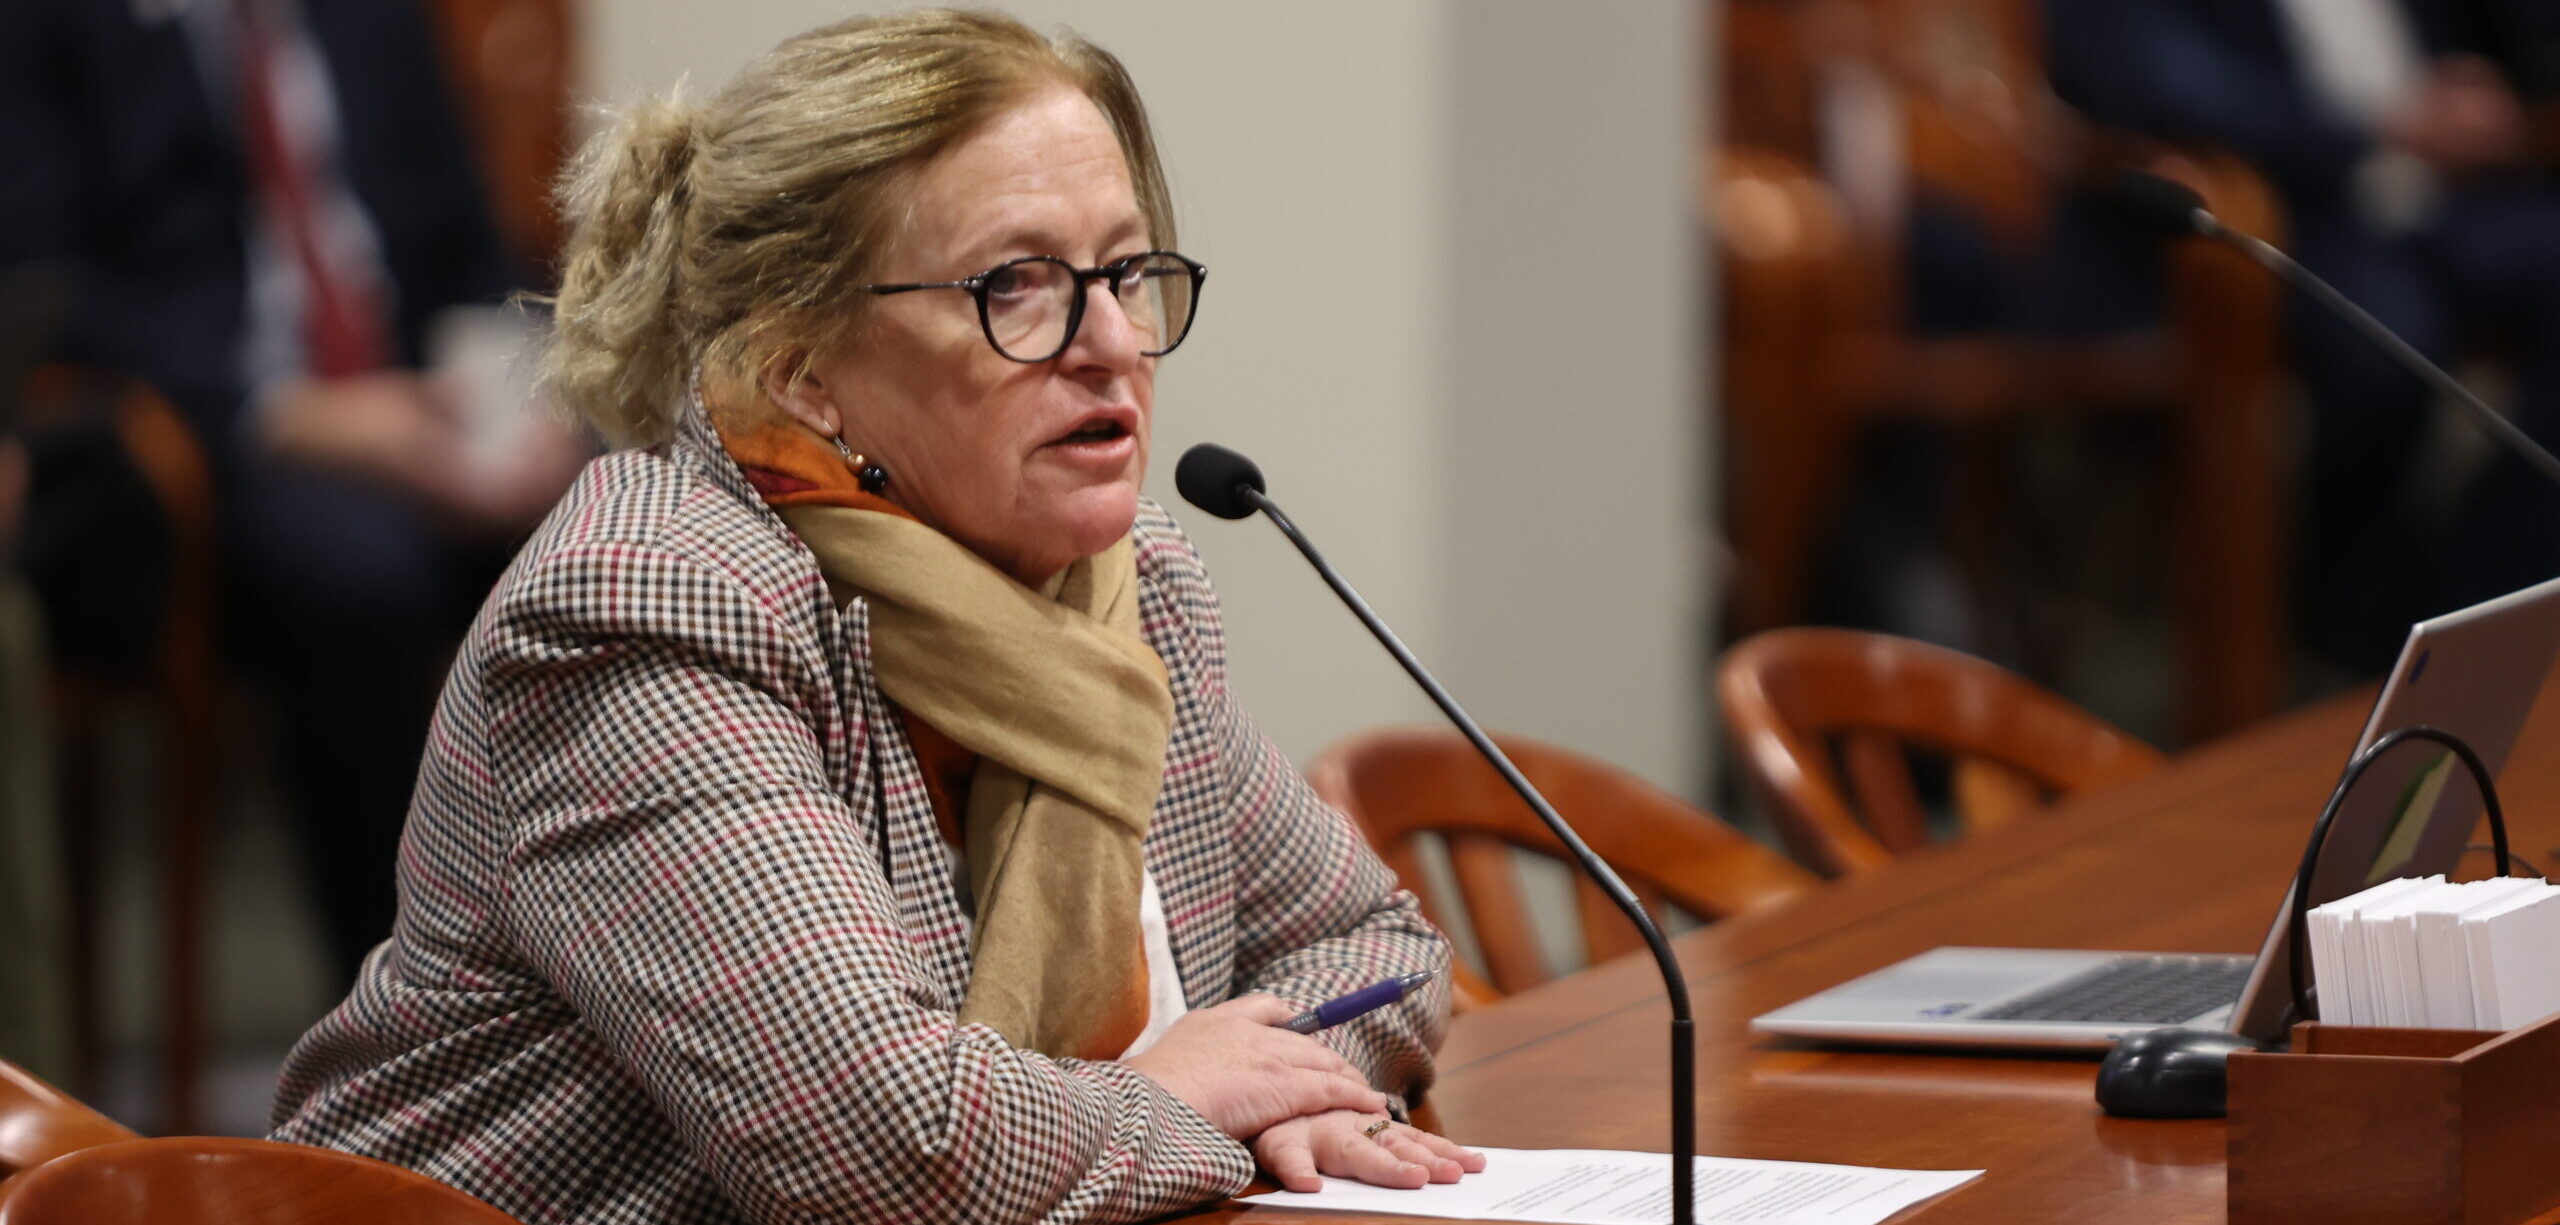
[864,250,1207,364]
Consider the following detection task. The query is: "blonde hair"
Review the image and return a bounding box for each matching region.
[543,8,1176,447]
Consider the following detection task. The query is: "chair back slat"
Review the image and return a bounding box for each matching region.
[1839,731,1931,853]
[1373,839,1442,938]
[1365,838,1503,1008]
[1309,729,1815,1002]
[1953,758,2042,832]
[1572,875,1636,969]
[1446,834,1548,996]
[1720,627,2163,876]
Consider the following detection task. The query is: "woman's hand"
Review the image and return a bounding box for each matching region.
[1252,1109,1487,1192]
[258,372,462,500]
[1122,995,1393,1139]
[257,373,586,534]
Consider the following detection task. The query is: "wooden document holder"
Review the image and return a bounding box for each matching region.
[2227,1013,2560,1225]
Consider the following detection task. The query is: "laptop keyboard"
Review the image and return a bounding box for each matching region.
[1970,955,2254,1025]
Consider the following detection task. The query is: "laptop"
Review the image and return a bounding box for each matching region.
[1750,574,2560,1050]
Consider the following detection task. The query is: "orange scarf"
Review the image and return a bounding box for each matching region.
[718,422,978,843]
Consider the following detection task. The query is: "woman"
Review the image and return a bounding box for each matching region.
[267,9,1479,1223]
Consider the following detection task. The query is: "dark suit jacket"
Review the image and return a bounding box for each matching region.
[0,0,516,447]
[2044,0,2503,208]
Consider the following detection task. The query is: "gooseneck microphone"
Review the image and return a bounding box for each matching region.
[2110,169,2560,490]
[1175,443,1699,1225]
[1172,443,1266,521]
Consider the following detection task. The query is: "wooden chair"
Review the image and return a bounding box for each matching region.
[1718,626,2163,878]
[22,368,219,1133]
[0,1137,522,1224]
[1307,729,1816,1010]
[0,1057,136,1179]
[430,0,576,266]
[1714,0,2290,742]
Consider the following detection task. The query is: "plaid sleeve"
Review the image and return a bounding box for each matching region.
[1128,502,1454,1113]
[1219,697,1454,1113]
[481,537,1254,1224]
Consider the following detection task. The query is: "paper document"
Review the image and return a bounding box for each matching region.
[1235,1147,1980,1224]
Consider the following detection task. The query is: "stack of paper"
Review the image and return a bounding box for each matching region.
[1238,1148,1981,1225]
[2308,875,2560,1029]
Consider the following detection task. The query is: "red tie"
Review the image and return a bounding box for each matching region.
[233,0,391,378]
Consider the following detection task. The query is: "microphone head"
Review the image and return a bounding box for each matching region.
[1175,443,1267,520]
[2105,170,2210,237]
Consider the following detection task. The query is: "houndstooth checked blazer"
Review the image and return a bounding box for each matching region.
[269,405,1454,1224]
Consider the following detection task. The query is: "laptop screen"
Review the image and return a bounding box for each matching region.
[2228,574,2560,1040]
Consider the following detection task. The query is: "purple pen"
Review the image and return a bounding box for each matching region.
[1279,970,1437,1034]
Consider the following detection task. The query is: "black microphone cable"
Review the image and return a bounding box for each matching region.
[2285,724,2514,1024]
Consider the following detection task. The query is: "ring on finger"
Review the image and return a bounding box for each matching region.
[1361,1117,1394,1140]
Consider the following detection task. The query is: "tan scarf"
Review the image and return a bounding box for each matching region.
[722,420,1171,1060]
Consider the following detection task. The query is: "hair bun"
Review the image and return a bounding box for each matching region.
[603,96,704,211]
[542,94,707,446]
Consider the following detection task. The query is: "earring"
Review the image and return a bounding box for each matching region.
[832,435,890,494]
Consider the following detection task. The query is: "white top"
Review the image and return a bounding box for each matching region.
[2271,0,2437,231]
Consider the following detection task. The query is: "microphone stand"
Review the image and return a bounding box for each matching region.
[2186,213,2560,490]
[1238,487,1699,1225]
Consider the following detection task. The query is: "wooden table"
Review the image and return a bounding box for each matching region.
[1190,684,2560,1223]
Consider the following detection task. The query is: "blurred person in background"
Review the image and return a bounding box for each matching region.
[0,0,586,985]
[2049,0,2560,670]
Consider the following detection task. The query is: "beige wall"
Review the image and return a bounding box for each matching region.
[585,2,1712,794]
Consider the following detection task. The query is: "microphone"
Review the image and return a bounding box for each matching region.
[1176,443,1700,1225]
[1172,443,1263,520]
[2102,168,2212,238]
[2108,169,2560,490]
